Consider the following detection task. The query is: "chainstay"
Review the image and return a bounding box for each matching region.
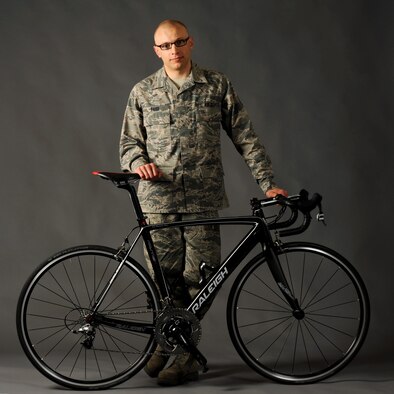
[101,308,161,315]
[85,309,176,356]
[86,308,194,356]
[90,347,175,356]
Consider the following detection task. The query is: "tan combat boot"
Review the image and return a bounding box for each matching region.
[144,345,170,378]
[157,353,200,386]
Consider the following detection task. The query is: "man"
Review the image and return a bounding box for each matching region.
[120,19,287,386]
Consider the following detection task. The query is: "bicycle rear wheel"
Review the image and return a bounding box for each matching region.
[227,242,369,384]
[17,245,160,390]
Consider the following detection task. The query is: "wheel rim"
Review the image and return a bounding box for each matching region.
[18,248,158,388]
[230,245,369,383]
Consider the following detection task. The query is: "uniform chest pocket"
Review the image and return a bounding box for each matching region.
[197,99,221,124]
[144,106,172,156]
[144,106,171,127]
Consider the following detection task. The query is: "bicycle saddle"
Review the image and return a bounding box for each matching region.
[92,171,140,185]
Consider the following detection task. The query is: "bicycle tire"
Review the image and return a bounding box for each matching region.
[16,245,160,390]
[227,242,369,384]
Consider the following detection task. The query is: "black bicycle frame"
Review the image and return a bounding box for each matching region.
[144,216,301,316]
[90,180,301,331]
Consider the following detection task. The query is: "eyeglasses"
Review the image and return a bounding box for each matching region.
[154,37,190,51]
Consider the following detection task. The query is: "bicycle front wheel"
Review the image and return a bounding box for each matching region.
[17,245,160,390]
[227,242,369,384]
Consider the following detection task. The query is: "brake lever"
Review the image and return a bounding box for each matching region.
[316,202,327,226]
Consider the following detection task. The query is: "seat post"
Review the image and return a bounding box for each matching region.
[119,183,146,226]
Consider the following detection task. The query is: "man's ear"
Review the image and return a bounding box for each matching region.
[153,45,162,58]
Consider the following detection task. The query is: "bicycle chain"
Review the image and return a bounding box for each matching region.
[78,309,191,356]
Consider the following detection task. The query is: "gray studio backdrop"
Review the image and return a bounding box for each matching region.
[1,0,393,365]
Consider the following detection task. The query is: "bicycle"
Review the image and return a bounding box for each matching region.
[16,171,370,390]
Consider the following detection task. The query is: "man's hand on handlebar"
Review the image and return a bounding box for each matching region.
[265,187,289,198]
[134,163,163,180]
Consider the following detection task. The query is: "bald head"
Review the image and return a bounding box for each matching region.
[154,19,189,44]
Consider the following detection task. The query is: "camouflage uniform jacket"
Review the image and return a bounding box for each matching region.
[120,64,276,213]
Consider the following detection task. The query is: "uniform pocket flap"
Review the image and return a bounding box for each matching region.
[144,107,171,126]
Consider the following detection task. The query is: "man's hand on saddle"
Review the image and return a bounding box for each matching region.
[266,187,289,198]
[134,163,163,180]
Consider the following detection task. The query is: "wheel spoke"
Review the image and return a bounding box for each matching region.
[299,322,312,373]
[99,326,133,363]
[241,289,291,312]
[305,316,354,338]
[101,283,144,314]
[302,318,330,366]
[69,343,84,377]
[308,299,358,314]
[253,273,287,305]
[259,319,294,361]
[304,317,344,354]
[283,252,296,298]
[239,315,292,329]
[49,271,80,309]
[273,320,296,370]
[78,256,92,308]
[31,297,74,310]
[291,322,300,374]
[63,262,81,307]
[299,253,306,303]
[98,330,118,373]
[43,327,74,358]
[98,325,148,353]
[305,282,352,310]
[245,316,292,346]
[37,283,78,309]
[34,326,70,346]
[237,306,291,314]
[303,268,340,310]
[55,336,83,370]
[300,258,323,306]
[90,258,112,308]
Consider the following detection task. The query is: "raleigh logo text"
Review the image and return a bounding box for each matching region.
[192,267,228,313]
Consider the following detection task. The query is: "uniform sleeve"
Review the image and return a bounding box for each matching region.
[119,88,149,172]
[221,78,277,194]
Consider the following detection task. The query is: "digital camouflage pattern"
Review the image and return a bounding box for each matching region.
[143,211,221,309]
[120,64,276,213]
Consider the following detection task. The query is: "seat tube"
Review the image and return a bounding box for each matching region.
[142,229,171,300]
[124,183,171,300]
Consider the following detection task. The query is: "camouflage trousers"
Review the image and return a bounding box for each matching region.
[143,211,221,314]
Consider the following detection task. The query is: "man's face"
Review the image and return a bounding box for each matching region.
[153,23,194,75]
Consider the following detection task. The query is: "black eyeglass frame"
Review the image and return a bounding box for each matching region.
[154,37,190,51]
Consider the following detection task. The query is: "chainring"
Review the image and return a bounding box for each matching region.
[154,307,201,354]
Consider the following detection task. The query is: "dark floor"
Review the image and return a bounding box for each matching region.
[1,353,393,394]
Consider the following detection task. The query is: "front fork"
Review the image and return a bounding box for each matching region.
[264,242,303,315]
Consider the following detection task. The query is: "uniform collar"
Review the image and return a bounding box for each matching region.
[152,63,207,90]
[191,64,208,84]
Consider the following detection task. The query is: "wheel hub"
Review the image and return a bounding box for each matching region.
[292,309,305,320]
